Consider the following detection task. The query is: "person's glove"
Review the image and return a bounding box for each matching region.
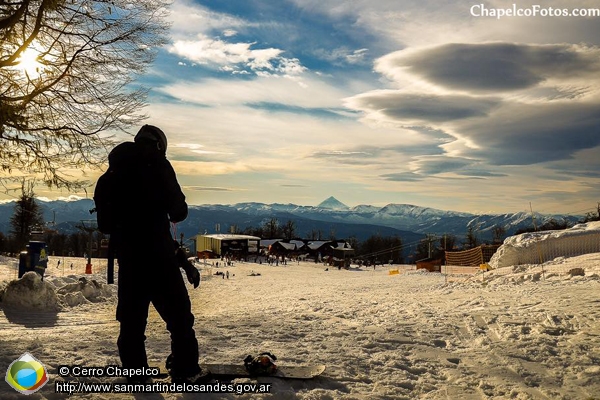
[175,245,200,288]
[184,263,200,289]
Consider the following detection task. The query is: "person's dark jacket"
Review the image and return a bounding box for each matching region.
[107,141,187,257]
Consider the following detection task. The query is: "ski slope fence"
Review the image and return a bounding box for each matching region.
[445,245,500,267]
[489,227,600,269]
[445,247,483,267]
[440,223,600,282]
[438,265,478,283]
[448,225,600,270]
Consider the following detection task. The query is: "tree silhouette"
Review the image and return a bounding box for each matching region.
[1,0,170,190]
[358,234,403,264]
[464,225,479,249]
[282,220,296,240]
[492,225,506,244]
[9,180,44,250]
[263,218,279,239]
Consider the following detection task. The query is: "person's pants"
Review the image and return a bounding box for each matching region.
[116,253,200,377]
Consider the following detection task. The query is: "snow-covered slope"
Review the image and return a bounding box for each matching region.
[0,234,599,399]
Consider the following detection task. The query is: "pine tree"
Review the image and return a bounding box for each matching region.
[465,225,479,249]
[9,181,44,250]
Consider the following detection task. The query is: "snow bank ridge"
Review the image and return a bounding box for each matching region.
[490,221,600,269]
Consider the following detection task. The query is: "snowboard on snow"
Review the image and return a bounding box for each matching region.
[151,353,325,381]
[202,362,325,379]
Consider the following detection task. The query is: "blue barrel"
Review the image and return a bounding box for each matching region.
[27,241,48,280]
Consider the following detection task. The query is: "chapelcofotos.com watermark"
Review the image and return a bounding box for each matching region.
[470,4,600,19]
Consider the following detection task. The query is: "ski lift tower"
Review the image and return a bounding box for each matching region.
[78,219,98,274]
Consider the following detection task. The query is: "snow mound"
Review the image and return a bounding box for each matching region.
[0,272,115,310]
[0,271,61,311]
[490,221,600,269]
[57,277,114,306]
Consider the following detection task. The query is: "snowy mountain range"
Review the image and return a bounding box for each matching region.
[0,196,583,243]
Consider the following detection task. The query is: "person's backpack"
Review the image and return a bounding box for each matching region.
[93,169,118,235]
[91,144,131,285]
[92,142,138,235]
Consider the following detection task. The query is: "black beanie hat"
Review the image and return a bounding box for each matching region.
[134,124,168,152]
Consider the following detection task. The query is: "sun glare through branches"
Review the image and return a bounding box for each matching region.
[16,47,42,79]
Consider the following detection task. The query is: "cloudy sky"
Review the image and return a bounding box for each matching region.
[43,1,600,213]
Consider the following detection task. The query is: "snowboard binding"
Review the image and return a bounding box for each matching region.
[244,352,278,376]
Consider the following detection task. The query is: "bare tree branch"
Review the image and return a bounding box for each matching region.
[0,0,171,191]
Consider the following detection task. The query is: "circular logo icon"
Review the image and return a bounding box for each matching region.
[5,353,49,395]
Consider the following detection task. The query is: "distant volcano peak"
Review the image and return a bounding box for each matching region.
[317,196,349,210]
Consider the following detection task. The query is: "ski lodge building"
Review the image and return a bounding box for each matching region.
[195,234,261,259]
